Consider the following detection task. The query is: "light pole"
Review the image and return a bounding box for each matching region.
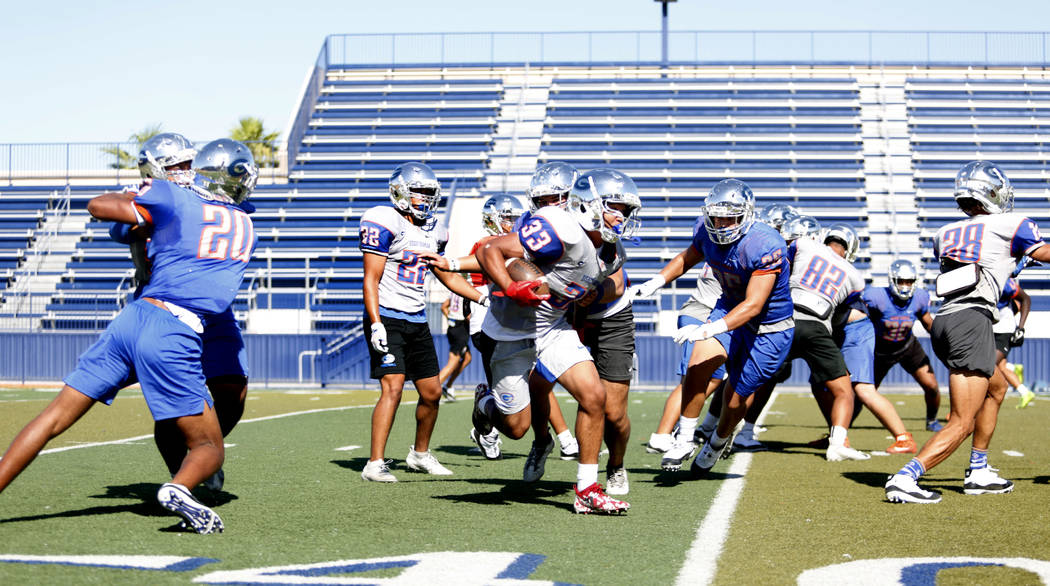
[654,0,676,69]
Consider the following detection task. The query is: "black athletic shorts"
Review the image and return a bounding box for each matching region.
[471,330,497,387]
[366,315,440,381]
[874,336,932,387]
[777,319,849,383]
[446,318,470,356]
[930,308,995,377]
[580,306,636,382]
[993,333,1013,358]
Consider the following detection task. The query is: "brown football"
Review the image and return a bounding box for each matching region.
[505,258,550,296]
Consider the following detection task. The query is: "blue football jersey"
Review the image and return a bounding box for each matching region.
[862,285,930,351]
[690,221,793,328]
[136,180,257,315]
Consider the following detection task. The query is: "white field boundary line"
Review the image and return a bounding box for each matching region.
[675,390,780,586]
[27,403,384,457]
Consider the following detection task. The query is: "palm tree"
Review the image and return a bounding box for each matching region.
[101,124,164,169]
[230,117,281,168]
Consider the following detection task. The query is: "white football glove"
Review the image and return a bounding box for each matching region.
[674,319,729,344]
[476,293,490,307]
[369,322,389,353]
[625,275,667,301]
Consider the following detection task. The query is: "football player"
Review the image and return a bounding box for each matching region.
[864,259,945,431]
[0,139,260,534]
[357,162,484,483]
[885,161,1050,503]
[109,133,252,492]
[627,179,795,477]
[429,167,639,514]
[810,226,917,455]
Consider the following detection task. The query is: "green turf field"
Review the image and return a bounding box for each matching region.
[0,385,1047,584]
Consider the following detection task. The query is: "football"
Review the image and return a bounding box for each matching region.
[505,258,550,296]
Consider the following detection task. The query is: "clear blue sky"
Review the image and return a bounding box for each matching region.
[2,0,1048,144]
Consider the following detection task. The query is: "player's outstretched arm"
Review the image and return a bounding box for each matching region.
[433,268,486,306]
[87,192,143,225]
[476,234,526,293]
[0,386,95,495]
[415,250,482,274]
[626,245,703,300]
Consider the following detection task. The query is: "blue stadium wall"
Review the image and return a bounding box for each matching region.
[3,333,1049,390]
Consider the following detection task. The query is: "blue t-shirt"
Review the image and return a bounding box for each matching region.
[690,221,793,328]
[136,180,258,315]
[862,285,931,353]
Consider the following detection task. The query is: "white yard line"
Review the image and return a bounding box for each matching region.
[33,403,377,457]
[675,390,779,586]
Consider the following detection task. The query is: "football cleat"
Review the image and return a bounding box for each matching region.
[203,468,225,492]
[157,483,224,534]
[661,440,699,471]
[605,467,629,496]
[826,444,871,462]
[559,436,580,460]
[646,432,674,454]
[690,440,727,479]
[1017,389,1035,409]
[472,384,494,436]
[470,427,503,460]
[523,437,554,483]
[361,459,398,483]
[964,467,1015,495]
[926,420,944,432]
[573,483,630,515]
[886,433,918,454]
[406,447,453,476]
[441,387,456,402]
[885,474,941,504]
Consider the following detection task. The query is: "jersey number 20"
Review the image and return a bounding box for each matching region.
[199,205,254,263]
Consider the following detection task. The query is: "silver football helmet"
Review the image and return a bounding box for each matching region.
[481,194,528,235]
[953,160,1013,215]
[389,162,441,222]
[138,132,197,182]
[572,168,642,243]
[703,179,755,245]
[782,215,821,243]
[757,203,800,232]
[888,259,920,301]
[823,223,860,262]
[191,139,258,204]
[527,161,579,210]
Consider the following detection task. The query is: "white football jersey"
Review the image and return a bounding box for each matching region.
[679,262,723,319]
[789,238,865,333]
[483,206,625,341]
[357,205,438,315]
[933,212,1044,318]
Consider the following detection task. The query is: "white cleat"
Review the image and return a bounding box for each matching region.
[885,474,941,504]
[157,483,224,534]
[661,440,699,471]
[406,447,453,475]
[605,467,629,495]
[646,433,674,454]
[559,436,579,460]
[470,428,503,460]
[523,437,554,483]
[361,459,398,483]
[964,466,1014,495]
[826,444,871,462]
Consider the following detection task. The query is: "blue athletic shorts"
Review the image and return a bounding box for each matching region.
[839,319,875,385]
[200,307,248,380]
[64,300,213,421]
[676,313,727,380]
[708,308,794,398]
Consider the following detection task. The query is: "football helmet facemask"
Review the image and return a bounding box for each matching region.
[888,259,920,301]
[572,168,642,243]
[389,162,441,222]
[703,179,756,245]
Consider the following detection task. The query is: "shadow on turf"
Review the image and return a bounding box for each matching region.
[0,482,237,525]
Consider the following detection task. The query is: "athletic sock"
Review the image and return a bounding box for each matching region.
[1018,383,1032,395]
[828,425,848,447]
[710,430,728,450]
[699,411,719,435]
[479,394,497,420]
[969,448,988,470]
[899,458,926,481]
[740,421,755,438]
[557,429,573,446]
[577,463,598,490]
[677,416,698,443]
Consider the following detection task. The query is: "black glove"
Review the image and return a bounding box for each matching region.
[1010,327,1025,347]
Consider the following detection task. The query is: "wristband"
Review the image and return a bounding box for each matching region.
[447,257,461,272]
